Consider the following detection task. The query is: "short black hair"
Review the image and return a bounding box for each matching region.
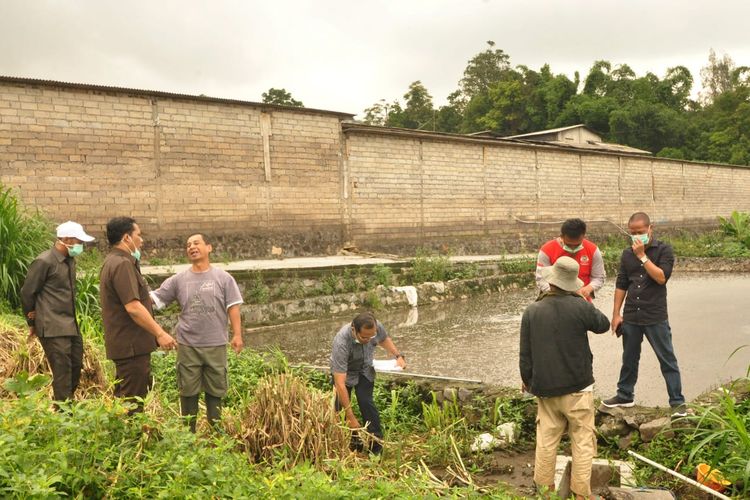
[628,212,651,226]
[187,233,211,245]
[106,217,136,246]
[560,218,587,239]
[352,312,376,333]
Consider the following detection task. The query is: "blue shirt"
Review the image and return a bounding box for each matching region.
[330,321,388,386]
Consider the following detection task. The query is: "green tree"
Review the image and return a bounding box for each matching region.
[261,88,304,107]
[459,40,511,98]
[386,81,435,130]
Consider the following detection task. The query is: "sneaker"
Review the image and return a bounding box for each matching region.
[671,404,688,418]
[601,395,635,408]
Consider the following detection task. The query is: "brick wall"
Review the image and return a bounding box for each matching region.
[343,128,750,251]
[0,79,346,251]
[2,78,750,256]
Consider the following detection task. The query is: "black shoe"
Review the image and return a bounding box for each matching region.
[601,395,635,408]
[671,404,688,418]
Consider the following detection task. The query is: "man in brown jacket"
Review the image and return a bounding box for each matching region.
[21,221,95,403]
[100,217,176,411]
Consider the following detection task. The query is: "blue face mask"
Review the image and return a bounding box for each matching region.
[631,234,649,245]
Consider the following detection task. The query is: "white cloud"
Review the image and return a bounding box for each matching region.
[1,0,749,117]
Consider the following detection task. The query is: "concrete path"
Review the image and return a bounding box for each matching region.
[141,253,535,276]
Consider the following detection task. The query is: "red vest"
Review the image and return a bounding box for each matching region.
[539,238,598,286]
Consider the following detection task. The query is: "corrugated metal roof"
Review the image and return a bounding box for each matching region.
[505,124,592,139]
[0,75,355,118]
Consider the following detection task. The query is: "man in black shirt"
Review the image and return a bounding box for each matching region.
[602,212,686,416]
[21,221,95,403]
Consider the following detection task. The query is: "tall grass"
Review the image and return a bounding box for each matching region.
[0,184,52,309]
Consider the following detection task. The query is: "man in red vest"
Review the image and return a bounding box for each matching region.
[536,218,605,301]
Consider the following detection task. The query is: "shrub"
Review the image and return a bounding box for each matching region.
[232,373,351,467]
[245,272,270,304]
[718,211,750,248]
[0,184,52,308]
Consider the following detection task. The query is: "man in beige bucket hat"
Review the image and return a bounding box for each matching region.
[519,256,610,499]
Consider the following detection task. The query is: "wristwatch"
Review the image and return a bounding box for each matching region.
[640,255,649,264]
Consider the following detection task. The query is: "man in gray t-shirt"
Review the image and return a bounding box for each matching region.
[330,312,406,453]
[151,233,243,432]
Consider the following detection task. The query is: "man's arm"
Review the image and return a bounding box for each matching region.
[631,239,667,285]
[519,310,532,391]
[332,372,360,428]
[123,300,176,349]
[586,303,611,334]
[588,248,606,292]
[611,288,627,333]
[228,304,243,354]
[535,250,551,292]
[149,275,177,311]
[20,258,48,337]
[378,336,406,369]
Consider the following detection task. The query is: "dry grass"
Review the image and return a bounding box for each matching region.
[231,372,352,468]
[0,315,109,398]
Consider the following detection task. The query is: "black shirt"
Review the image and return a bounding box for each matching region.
[519,292,610,397]
[616,239,674,325]
[20,247,79,338]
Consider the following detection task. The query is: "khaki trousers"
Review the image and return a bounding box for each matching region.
[534,391,596,497]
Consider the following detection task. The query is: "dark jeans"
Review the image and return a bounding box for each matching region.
[113,354,152,413]
[38,335,83,401]
[334,374,382,453]
[616,320,685,406]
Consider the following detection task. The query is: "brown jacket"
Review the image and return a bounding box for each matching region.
[20,247,79,338]
[99,248,157,360]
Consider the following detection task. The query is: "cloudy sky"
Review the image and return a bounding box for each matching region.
[2,0,748,117]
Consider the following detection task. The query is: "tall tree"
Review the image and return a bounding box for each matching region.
[459,41,511,98]
[699,50,736,105]
[261,88,304,107]
[386,81,436,130]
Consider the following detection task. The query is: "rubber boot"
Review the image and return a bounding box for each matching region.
[180,395,200,433]
[205,393,223,430]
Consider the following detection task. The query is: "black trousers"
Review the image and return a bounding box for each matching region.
[335,374,382,452]
[113,354,152,412]
[38,335,83,401]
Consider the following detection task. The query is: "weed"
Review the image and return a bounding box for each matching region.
[369,264,394,287]
[245,272,270,304]
[362,291,382,310]
[0,183,52,308]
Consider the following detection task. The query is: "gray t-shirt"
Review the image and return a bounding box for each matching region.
[330,321,388,386]
[151,266,243,347]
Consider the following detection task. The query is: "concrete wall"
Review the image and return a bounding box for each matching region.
[2,78,750,256]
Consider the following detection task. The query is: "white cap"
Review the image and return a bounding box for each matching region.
[56,221,95,242]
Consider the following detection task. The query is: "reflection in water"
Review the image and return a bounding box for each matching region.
[244,273,750,406]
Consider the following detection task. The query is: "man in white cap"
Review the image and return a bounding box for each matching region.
[21,221,95,404]
[519,256,610,500]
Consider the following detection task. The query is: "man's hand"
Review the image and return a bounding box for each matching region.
[395,355,406,370]
[230,335,244,354]
[577,285,594,299]
[631,238,646,259]
[157,332,177,350]
[347,414,361,429]
[28,326,36,338]
[611,315,624,336]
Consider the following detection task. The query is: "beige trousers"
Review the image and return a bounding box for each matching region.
[534,391,597,497]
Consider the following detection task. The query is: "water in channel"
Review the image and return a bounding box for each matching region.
[243,273,750,407]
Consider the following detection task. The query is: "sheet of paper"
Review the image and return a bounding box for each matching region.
[373,359,403,372]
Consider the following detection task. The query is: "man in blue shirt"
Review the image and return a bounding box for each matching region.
[330,312,406,453]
